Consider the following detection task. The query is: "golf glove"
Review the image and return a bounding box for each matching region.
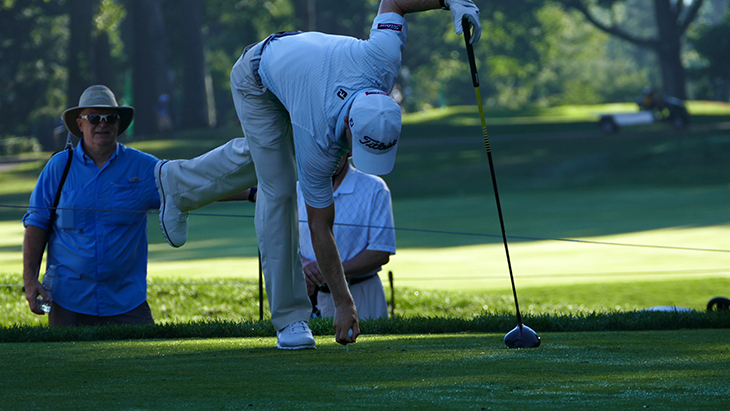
[445,0,481,43]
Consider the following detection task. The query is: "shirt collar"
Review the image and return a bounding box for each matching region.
[334,164,357,197]
[77,141,121,166]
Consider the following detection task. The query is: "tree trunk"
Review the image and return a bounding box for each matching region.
[66,0,95,108]
[653,0,687,99]
[131,0,169,136]
[293,0,317,31]
[562,0,702,101]
[91,31,116,92]
[179,0,209,130]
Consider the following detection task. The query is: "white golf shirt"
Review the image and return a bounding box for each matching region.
[259,12,407,209]
[297,165,396,319]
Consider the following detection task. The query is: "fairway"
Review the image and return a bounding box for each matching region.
[2,330,728,410]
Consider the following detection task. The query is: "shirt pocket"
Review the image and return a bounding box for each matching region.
[110,182,146,226]
[56,186,88,233]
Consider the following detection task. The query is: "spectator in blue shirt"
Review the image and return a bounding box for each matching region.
[22,85,160,327]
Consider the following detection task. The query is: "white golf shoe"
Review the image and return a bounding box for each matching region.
[276,321,316,350]
[155,160,188,248]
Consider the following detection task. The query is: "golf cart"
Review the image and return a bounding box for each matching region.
[598,87,690,133]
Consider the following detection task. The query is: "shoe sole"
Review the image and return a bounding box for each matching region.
[275,343,316,350]
[155,160,182,248]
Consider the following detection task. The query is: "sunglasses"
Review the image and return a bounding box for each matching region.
[80,113,120,125]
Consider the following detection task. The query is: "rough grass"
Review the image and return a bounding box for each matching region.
[1,311,729,343]
[3,270,729,328]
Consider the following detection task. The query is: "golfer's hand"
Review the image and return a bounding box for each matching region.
[24,280,49,315]
[447,0,481,43]
[333,302,359,345]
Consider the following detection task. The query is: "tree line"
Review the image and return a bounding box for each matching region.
[1,0,728,150]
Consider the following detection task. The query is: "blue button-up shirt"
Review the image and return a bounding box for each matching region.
[23,142,160,316]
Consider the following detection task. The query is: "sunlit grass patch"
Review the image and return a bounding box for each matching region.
[686,100,730,115]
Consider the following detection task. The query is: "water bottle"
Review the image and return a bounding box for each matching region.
[38,265,57,313]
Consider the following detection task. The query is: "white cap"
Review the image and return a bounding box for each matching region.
[349,90,401,175]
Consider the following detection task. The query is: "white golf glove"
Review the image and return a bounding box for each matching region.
[445,0,481,43]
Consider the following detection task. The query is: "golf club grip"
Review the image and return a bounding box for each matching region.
[462,17,490,153]
[462,18,479,88]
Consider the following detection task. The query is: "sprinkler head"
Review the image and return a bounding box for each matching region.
[504,324,541,348]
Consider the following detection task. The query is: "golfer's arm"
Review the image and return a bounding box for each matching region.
[342,250,390,279]
[305,203,354,306]
[379,0,441,16]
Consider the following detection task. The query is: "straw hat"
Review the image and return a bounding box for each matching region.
[62,85,134,138]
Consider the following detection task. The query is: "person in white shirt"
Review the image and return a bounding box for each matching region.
[153,0,481,349]
[299,154,395,320]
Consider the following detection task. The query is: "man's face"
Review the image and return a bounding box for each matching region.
[76,108,120,151]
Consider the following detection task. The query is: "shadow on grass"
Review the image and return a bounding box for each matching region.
[1,310,728,343]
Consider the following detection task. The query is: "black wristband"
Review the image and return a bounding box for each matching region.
[248,186,258,203]
[440,0,449,10]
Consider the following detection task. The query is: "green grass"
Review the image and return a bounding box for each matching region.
[1,330,729,410]
[401,100,730,123]
[1,104,729,410]
[1,103,729,315]
[4,270,728,327]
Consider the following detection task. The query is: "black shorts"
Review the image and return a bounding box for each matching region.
[48,301,154,327]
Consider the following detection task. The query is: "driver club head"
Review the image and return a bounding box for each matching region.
[504,324,541,349]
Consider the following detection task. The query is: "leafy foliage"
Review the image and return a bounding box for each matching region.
[3,0,724,140]
[0,1,67,137]
[690,9,730,101]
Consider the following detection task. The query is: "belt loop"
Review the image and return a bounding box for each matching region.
[249,40,266,87]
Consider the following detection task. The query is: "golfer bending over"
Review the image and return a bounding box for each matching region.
[154,0,481,349]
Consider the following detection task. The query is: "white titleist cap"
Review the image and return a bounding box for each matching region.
[349,90,401,175]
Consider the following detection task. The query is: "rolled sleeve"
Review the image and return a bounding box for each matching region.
[23,152,68,231]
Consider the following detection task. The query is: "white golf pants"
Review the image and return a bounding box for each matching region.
[163,41,312,330]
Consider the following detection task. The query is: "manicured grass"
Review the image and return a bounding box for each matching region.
[1,107,729,410]
[1,330,728,410]
[402,101,730,124]
[1,104,728,322]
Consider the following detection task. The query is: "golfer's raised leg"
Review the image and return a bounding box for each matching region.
[155,139,258,247]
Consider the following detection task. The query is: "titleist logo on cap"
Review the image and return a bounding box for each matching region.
[377,23,403,31]
[365,91,390,97]
[359,136,398,151]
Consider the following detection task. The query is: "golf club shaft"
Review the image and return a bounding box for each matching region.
[463,18,523,326]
